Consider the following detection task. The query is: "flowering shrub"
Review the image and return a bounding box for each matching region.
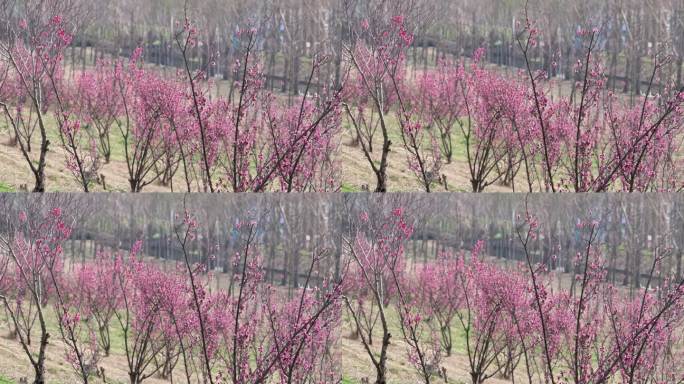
[2,5,684,192]
[1,203,684,384]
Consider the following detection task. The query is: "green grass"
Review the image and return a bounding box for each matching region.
[0,181,13,192]
[0,375,14,384]
[340,183,359,192]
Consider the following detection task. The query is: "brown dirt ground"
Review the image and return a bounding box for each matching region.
[0,326,171,384]
[0,311,520,384]
[0,117,519,193]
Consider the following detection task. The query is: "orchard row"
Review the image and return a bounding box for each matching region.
[2,3,683,192]
[1,203,683,384]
